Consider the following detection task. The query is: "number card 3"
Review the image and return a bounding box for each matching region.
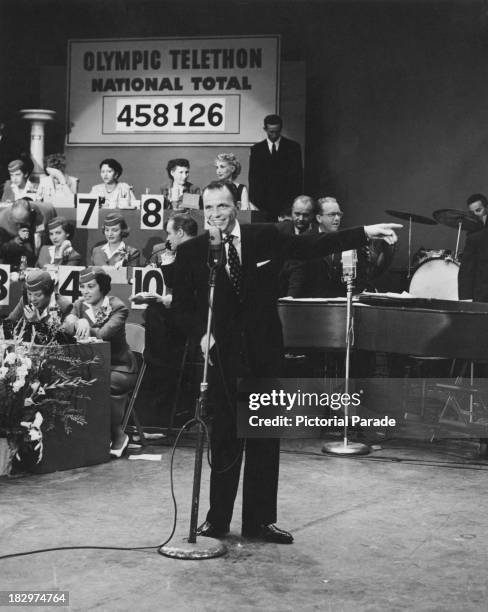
[141,195,165,230]
[76,194,100,229]
[0,264,10,306]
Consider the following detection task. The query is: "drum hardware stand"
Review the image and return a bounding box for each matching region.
[407,216,412,278]
[454,221,462,261]
[323,251,370,456]
[431,361,488,443]
[159,254,227,560]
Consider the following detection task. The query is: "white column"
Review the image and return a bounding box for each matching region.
[19,109,56,178]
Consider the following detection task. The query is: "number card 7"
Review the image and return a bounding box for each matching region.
[76,194,100,229]
[140,195,165,230]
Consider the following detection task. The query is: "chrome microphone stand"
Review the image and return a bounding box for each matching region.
[159,241,227,560]
[323,250,370,456]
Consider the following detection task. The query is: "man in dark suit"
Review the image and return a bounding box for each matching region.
[458,225,488,301]
[172,179,401,543]
[465,193,488,233]
[277,195,317,298]
[248,114,303,221]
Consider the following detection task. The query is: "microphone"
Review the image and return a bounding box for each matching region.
[208,226,224,267]
[341,249,357,283]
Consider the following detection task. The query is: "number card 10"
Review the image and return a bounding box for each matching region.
[131,267,166,309]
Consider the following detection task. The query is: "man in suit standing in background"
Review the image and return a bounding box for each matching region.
[248,114,303,221]
[172,179,401,544]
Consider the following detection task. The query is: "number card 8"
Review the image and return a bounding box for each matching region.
[140,195,165,230]
[0,264,10,306]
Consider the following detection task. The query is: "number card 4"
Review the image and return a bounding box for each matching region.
[76,194,100,229]
[140,195,165,230]
[58,266,85,303]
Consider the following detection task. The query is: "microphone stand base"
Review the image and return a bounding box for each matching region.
[322,440,370,456]
[158,535,227,560]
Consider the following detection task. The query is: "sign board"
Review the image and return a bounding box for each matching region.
[67,36,280,146]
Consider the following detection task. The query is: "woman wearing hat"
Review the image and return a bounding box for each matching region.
[6,269,73,343]
[66,267,137,457]
[90,213,140,268]
[1,158,38,203]
[36,216,82,267]
[90,158,138,209]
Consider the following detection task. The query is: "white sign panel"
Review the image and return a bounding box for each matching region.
[0,265,10,306]
[67,36,280,145]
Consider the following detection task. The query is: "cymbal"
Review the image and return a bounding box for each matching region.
[432,209,482,232]
[385,209,438,225]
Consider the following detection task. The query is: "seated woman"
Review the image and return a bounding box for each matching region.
[1,158,38,203]
[214,153,253,210]
[65,267,137,456]
[90,213,140,268]
[6,270,73,343]
[90,158,138,209]
[36,217,82,267]
[36,153,79,202]
[161,158,201,209]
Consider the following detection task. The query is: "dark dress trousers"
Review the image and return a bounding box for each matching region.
[458,226,488,301]
[248,137,303,221]
[172,223,368,531]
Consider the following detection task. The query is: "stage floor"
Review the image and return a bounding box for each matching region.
[1,436,487,612]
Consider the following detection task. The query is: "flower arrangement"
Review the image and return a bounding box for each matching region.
[0,323,97,473]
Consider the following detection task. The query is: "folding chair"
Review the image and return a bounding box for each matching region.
[122,323,147,444]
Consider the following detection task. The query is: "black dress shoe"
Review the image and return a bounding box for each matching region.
[196,521,229,539]
[242,524,294,544]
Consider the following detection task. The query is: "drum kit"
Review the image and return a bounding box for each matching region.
[385,207,483,300]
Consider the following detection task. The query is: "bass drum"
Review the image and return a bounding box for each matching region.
[409,256,459,300]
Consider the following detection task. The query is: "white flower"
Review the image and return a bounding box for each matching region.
[12,378,25,393]
[4,352,17,365]
[16,365,29,378]
[0,366,7,379]
[23,357,32,369]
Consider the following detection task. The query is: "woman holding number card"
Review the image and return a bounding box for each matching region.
[90,213,140,268]
[36,217,82,268]
[64,267,137,457]
[90,158,138,209]
[161,158,201,210]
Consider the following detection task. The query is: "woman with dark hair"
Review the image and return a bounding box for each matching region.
[90,158,138,209]
[6,269,73,343]
[161,158,201,209]
[1,158,38,202]
[66,267,137,456]
[37,153,79,202]
[36,216,82,267]
[90,212,140,268]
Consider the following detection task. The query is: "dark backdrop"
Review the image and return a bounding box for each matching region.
[1,0,488,265]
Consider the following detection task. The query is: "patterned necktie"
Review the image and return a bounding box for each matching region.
[224,234,242,295]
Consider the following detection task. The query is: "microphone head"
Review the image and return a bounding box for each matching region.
[208,225,222,247]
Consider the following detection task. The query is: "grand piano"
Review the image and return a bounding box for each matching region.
[278,295,488,441]
[278,295,488,360]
